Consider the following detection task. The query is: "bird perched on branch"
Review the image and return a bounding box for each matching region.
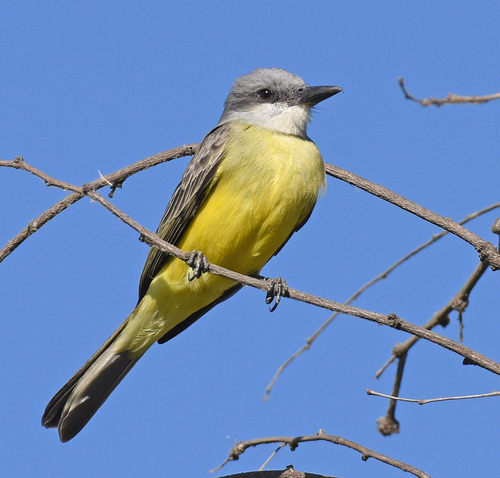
[42,67,342,442]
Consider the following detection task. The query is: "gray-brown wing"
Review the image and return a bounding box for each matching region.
[138,124,229,301]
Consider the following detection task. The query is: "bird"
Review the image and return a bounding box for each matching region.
[42,67,342,442]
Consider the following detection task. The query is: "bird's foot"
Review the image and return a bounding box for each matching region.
[263,276,289,312]
[187,250,209,281]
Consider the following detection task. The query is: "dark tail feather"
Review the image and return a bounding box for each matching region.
[42,318,137,442]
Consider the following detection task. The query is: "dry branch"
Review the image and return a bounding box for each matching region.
[372,222,499,435]
[2,156,500,377]
[0,146,197,263]
[367,389,500,405]
[3,152,500,269]
[376,259,490,378]
[85,191,500,376]
[398,77,500,106]
[265,204,500,401]
[324,163,500,270]
[213,430,431,478]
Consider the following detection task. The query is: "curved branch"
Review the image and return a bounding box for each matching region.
[0,145,197,263]
[398,77,500,106]
[376,259,489,379]
[3,160,500,376]
[213,430,431,478]
[84,189,500,376]
[264,204,500,401]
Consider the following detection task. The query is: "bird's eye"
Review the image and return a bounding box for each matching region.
[258,88,272,100]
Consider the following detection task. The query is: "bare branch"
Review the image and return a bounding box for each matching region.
[324,163,500,270]
[376,259,489,378]
[87,190,500,375]
[398,77,500,106]
[374,221,500,435]
[3,159,500,376]
[213,430,431,478]
[265,204,500,401]
[0,145,198,263]
[2,156,82,192]
[367,389,500,405]
[376,352,407,435]
[4,150,500,270]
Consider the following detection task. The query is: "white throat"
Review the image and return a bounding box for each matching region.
[220,103,311,137]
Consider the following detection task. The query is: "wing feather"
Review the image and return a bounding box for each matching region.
[138,124,229,301]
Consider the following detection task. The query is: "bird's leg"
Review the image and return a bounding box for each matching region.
[186,250,209,281]
[261,276,289,312]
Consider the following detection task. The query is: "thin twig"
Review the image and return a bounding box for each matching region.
[265,204,499,401]
[398,77,500,106]
[213,430,431,478]
[324,163,500,270]
[367,389,500,405]
[376,352,407,436]
[376,259,490,378]
[2,156,81,192]
[258,443,286,471]
[0,145,198,263]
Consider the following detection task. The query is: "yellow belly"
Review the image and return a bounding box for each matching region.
[115,122,325,356]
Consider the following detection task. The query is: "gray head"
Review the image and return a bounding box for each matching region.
[218,68,342,137]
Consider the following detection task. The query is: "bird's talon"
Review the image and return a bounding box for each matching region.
[265,277,288,312]
[187,250,208,281]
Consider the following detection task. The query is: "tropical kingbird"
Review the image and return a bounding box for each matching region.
[42,68,342,442]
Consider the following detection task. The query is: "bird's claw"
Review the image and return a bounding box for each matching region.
[187,250,208,281]
[265,277,288,312]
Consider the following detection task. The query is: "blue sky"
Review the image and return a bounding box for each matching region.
[1,1,500,477]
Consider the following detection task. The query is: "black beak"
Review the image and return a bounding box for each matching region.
[298,85,343,106]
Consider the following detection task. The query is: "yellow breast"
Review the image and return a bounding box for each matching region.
[116,121,325,355]
[188,121,326,271]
